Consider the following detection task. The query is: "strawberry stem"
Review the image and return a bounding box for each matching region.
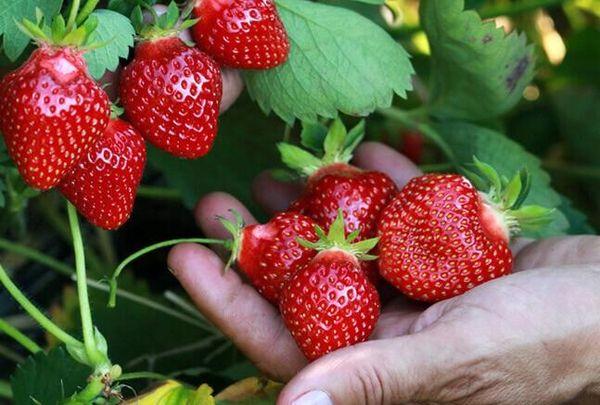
[108,237,230,308]
[0,318,42,354]
[0,261,83,349]
[67,202,110,370]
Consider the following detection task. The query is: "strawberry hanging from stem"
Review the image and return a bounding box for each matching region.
[279,119,397,241]
[0,8,110,190]
[377,158,554,303]
[280,211,381,361]
[120,2,222,159]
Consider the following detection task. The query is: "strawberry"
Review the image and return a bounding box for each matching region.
[220,211,319,304]
[399,130,424,164]
[0,45,110,190]
[120,5,222,158]
[280,119,397,241]
[59,116,146,230]
[191,0,289,69]
[279,213,381,360]
[378,159,554,302]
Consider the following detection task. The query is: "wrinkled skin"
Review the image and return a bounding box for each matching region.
[168,144,600,402]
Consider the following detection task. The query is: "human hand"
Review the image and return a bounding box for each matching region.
[167,142,600,404]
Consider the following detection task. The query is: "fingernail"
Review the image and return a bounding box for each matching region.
[292,390,332,405]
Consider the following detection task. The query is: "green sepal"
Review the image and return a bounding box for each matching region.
[17,9,102,50]
[464,156,554,239]
[297,210,379,261]
[216,210,244,270]
[279,119,365,177]
[134,1,199,42]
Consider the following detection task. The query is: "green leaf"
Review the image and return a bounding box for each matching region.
[107,0,159,16]
[10,346,91,405]
[435,121,568,238]
[244,0,414,124]
[420,0,534,120]
[84,9,135,79]
[346,0,384,4]
[0,0,62,60]
[148,96,285,216]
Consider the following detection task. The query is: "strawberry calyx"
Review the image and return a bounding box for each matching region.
[465,157,555,241]
[17,7,101,50]
[217,210,246,270]
[278,119,365,178]
[297,210,379,261]
[109,102,124,120]
[131,1,198,43]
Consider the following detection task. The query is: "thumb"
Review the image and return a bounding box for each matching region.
[276,333,443,405]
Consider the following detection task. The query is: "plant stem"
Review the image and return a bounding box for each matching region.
[377,107,456,163]
[66,202,105,368]
[0,263,82,348]
[62,375,104,405]
[66,0,81,31]
[75,0,100,25]
[0,380,11,400]
[137,185,182,201]
[0,238,72,276]
[117,371,170,382]
[83,278,216,333]
[0,318,41,354]
[0,344,24,363]
[108,238,229,308]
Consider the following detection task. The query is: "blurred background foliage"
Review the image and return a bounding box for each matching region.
[0,0,598,400]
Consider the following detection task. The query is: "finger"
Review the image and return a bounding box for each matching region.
[195,192,257,239]
[168,243,306,380]
[353,141,422,188]
[371,296,426,339]
[277,331,445,405]
[252,171,303,215]
[220,68,244,114]
[514,236,600,271]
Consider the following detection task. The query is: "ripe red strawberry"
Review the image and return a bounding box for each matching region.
[399,130,424,164]
[192,0,289,69]
[220,211,319,304]
[59,117,146,230]
[280,119,397,241]
[120,22,222,158]
[279,213,380,360]
[378,160,553,302]
[0,46,110,190]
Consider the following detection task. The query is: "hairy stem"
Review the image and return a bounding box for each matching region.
[0,318,41,354]
[0,262,82,348]
[62,375,105,405]
[108,238,229,308]
[67,202,105,367]
[117,371,170,382]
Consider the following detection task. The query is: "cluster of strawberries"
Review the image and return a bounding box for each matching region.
[221,120,552,360]
[0,0,289,230]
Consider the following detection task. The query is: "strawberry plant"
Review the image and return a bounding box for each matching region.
[0,0,597,403]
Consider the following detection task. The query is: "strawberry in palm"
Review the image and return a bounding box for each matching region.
[192,0,289,69]
[279,212,381,361]
[0,16,110,190]
[59,111,146,231]
[220,211,319,304]
[378,159,554,302]
[120,3,222,158]
[280,119,397,241]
